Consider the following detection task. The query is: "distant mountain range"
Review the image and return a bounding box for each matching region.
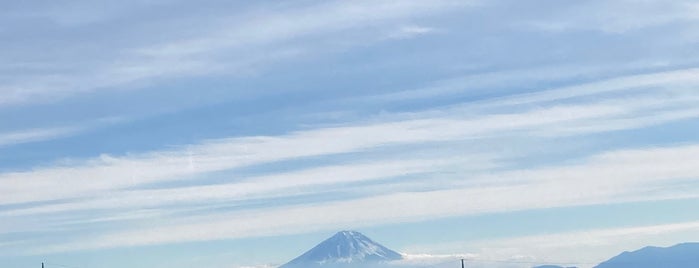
[279,231,403,268]
[594,242,699,268]
[278,231,698,268]
[527,243,699,268]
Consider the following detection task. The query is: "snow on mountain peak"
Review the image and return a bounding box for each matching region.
[279,231,403,268]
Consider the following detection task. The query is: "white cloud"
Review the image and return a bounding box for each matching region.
[0,117,126,147]
[0,126,82,148]
[388,26,437,39]
[488,68,699,107]
[523,0,699,34]
[3,68,699,255]
[0,0,470,107]
[33,143,699,253]
[4,79,697,207]
[391,253,478,267]
[363,66,699,111]
[4,2,699,266]
[138,1,464,58]
[1,156,495,216]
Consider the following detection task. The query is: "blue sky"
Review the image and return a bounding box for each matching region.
[2,0,699,267]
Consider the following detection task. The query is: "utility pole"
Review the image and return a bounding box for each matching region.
[461,258,465,268]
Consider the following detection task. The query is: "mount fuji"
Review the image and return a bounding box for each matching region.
[279,231,403,268]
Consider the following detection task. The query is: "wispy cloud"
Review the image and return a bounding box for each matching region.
[521,0,699,34]
[3,1,699,267]
[0,0,469,107]
[0,117,127,148]
[0,126,82,148]
[387,26,438,39]
[4,68,698,207]
[1,156,494,216]
[10,69,698,253]
[35,145,699,252]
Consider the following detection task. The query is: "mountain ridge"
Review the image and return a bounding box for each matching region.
[594,242,699,268]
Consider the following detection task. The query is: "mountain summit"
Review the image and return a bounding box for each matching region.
[279,230,403,268]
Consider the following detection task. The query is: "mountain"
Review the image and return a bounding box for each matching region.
[279,230,403,268]
[594,242,699,268]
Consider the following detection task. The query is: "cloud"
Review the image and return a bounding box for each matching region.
[522,0,699,34]
[0,0,470,107]
[2,68,699,255]
[0,117,126,148]
[391,253,478,267]
[32,143,699,253]
[1,156,495,216]
[387,26,438,39]
[361,65,699,111]
[0,126,82,148]
[3,2,699,267]
[3,68,698,207]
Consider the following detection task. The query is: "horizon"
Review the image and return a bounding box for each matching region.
[276,230,698,268]
[2,1,699,268]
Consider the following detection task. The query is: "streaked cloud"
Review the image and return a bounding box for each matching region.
[33,142,699,252]
[0,126,83,148]
[522,0,699,34]
[2,1,699,267]
[387,26,438,39]
[0,117,126,148]
[6,70,697,254]
[0,0,470,107]
[3,68,698,207]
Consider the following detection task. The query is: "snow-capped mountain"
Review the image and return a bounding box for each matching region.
[594,242,699,268]
[279,230,403,268]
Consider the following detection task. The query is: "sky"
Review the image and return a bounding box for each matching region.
[2,0,699,267]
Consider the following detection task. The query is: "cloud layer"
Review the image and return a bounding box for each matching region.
[2,1,699,267]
